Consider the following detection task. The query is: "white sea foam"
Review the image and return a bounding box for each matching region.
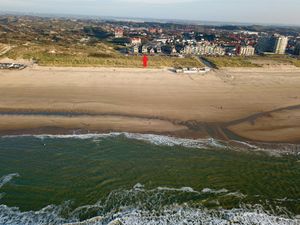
[1,202,299,225]
[0,183,299,225]
[2,204,299,225]
[2,132,300,161]
[2,132,300,155]
[201,187,228,194]
[231,140,260,149]
[0,204,70,225]
[0,173,20,188]
[156,186,199,193]
[0,132,234,151]
[79,207,299,225]
[225,191,247,199]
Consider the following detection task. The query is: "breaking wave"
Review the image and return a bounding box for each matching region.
[2,132,300,156]
[0,173,20,189]
[0,183,299,225]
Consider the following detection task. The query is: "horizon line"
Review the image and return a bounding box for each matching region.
[1,10,300,28]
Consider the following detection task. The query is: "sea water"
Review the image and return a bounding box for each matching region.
[0,133,299,225]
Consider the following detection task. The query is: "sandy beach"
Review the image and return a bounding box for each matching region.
[0,65,300,143]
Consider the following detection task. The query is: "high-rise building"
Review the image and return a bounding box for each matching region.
[256,35,288,54]
[256,36,275,53]
[273,36,288,54]
[294,42,300,56]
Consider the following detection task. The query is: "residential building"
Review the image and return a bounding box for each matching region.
[142,45,148,54]
[156,46,162,54]
[157,28,163,34]
[131,37,142,45]
[133,45,139,54]
[155,38,168,44]
[183,43,225,56]
[171,46,178,55]
[150,48,155,55]
[148,28,157,34]
[236,45,255,56]
[114,28,124,38]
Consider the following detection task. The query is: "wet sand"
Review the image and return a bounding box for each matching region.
[0,66,300,143]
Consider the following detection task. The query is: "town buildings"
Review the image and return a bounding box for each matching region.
[236,45,255,56]
[142,45,148,54]
[148,28,163,34]
[114,28,124,38]
[103,20,297,58]
[183,43,225,56]
[133,45,139,54]
[131,37,142,45]
[132,44,162,55]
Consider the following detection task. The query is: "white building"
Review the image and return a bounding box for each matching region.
[142,45,148,54]
[156,46,162,54]
[131,37,142,45]
[183,43,225,56]
[133,45,139,54]
[236,45,255,56]
[114,28,124,38]
[273,36,288,54]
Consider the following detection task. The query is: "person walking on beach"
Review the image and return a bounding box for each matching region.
[143,55,148,68]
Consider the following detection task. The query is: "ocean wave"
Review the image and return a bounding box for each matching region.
[1,201,299,225]
[0,173,20,189]
[1,132,227,149]
[0,183,299,225]
[2,132,300,156]
[201,187,228,194]
[67,207,299,225]
[0,204,70,225]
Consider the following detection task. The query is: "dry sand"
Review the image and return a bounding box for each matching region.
[0,65,300,143]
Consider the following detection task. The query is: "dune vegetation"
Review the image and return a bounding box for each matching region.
[2,43,203,68]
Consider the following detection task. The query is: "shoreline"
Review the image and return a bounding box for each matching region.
[2,130,300,157]
[1,65,300,145]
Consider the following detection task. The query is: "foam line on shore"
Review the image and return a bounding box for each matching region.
[1,132,228,149]
[2,132,300,155]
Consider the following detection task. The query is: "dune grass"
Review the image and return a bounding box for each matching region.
[0,43,11,56]
[2,43,203,68]
[204,55,300,68]
[204,56,260,68]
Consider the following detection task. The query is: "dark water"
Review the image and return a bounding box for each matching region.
[0,133,299,224]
